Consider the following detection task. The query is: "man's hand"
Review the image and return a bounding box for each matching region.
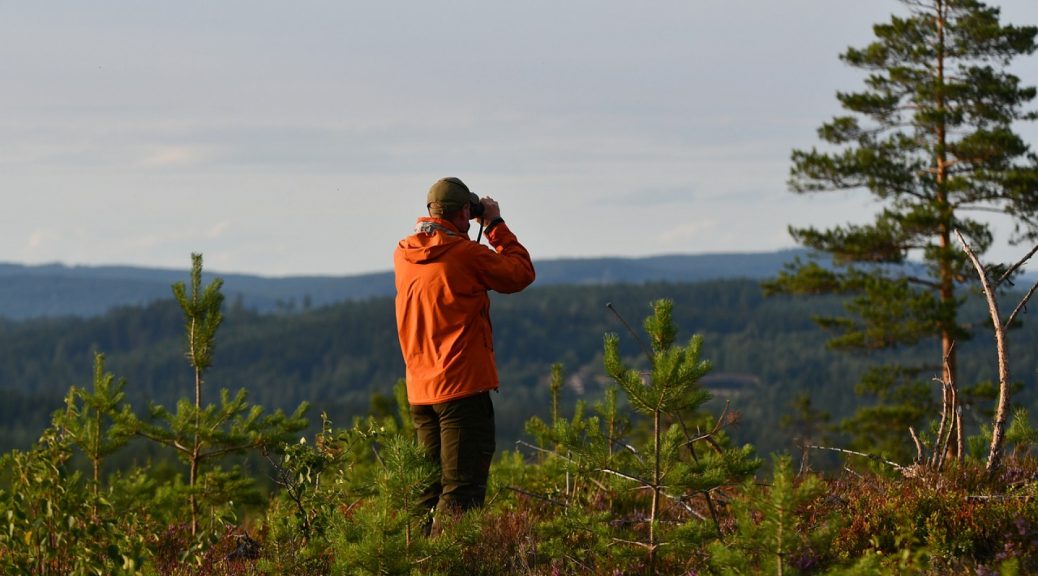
[477,197,501,224]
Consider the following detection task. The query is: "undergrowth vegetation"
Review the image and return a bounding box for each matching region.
[5,386,1038,575]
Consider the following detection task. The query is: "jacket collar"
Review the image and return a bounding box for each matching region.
[415,217,463,237]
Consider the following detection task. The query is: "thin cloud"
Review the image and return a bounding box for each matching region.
[656,219,719,246]
[605,186,701,207]
[207,221,230,239]
[139,146,208,168]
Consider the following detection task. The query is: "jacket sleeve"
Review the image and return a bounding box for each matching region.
[472,222,536,294]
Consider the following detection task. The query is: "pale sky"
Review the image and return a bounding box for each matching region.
[4,1,1038,277]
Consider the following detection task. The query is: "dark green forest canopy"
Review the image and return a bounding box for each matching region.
[0,279,1035,460]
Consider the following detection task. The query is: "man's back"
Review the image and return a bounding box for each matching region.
[394,215,534,406]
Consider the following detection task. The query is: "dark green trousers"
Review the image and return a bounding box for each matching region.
[410,391,496,515]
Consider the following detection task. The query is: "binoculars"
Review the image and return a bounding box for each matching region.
[469,196,485,220]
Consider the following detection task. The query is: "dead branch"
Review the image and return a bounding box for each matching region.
[598,466,652,486]
[808,445,906,471]
[966,493,1033,501]
[955,230,1012,473]
[996,243,1038,287]
[505,486,569,508]
[909,427,923,465]
[666,494,708,521]
[843,467,865,480]
[1005,278,1038,328]
[515,439,561,458]
[611,537,655,551]
[930,376,949,469]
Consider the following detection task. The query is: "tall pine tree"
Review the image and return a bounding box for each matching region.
[766,0,1038,463]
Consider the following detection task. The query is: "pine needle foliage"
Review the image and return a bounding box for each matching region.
[527,299,760,574]
[172,253,223,392]
[124,254,309,538]
[322,421,446,576]
[708,455,829,575]
[57,352,136,501]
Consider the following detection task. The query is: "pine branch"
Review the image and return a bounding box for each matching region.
[904,275,942,290]
[200,442,264,460]
[135,428,193,455]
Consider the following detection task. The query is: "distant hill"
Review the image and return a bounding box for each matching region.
[533,251,808,285]
[0,250,810,320]
[0,262,394,320]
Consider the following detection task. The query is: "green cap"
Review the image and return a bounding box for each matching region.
[427,177,477,216]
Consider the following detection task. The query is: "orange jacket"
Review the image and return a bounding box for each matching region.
[394,217,535,405]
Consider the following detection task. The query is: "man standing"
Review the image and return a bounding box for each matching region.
[394,176,535,519]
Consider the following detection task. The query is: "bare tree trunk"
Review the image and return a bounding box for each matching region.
[986,326,1012,472]
[955,386,964,462]
[190,450,200,536]
[931,343,959,470]
[648,409,660,575]
[190,364,203,536]
[933,0,963,462]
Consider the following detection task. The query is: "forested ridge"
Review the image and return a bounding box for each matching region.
[1,277,1034,462]
[0,250,806,320]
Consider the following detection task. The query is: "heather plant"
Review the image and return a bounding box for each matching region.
[786,456,1038,574]
[447,506,540,575]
